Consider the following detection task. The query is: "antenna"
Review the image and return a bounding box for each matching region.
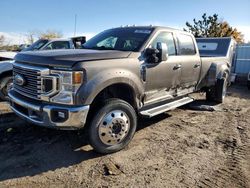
[74,14,77,36]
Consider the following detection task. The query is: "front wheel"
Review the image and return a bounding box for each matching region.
[88,99,137,154]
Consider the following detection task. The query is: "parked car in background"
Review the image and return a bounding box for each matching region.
[18,44,31,51]
[0,60,14,100]
[22,36,86,51]
[0,51,17,61]
[0,36,86,100]
[0,52,16,100]
[248,72,250,90]
[8,26,235,153]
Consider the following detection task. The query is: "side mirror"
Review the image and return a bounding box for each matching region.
[144,48,160,63]
[144,42,168,64]
[156,42,168,62]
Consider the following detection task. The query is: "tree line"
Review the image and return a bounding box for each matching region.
[184,13,244,43]
[0,30,62,51]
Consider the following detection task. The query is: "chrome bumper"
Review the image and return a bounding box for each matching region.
[8,90,89,130]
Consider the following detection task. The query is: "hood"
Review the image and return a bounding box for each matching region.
[0,51,17,59]
[14,49,131,68]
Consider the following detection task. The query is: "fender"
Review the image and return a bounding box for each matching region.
[197,61,230,90]
[216,62,230,79]
[75,69,144,107]
[0,61,13,76]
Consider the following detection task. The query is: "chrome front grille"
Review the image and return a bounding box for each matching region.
[13,63,49,100]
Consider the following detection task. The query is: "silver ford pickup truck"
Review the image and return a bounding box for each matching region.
[9,26,235,153]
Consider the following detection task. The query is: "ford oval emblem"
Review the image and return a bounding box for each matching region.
[14,74,26,86]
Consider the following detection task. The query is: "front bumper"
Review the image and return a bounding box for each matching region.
[8,90,89,130]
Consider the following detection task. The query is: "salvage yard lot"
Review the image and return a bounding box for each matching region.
[0,85,249,188]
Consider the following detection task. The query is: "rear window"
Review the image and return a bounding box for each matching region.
[177,34,196,55]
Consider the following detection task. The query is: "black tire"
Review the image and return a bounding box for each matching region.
[88,98,137,154]
[0,76,13,101]
[206,74,228,103]
[215,77,227,103]
[206,86,216,102]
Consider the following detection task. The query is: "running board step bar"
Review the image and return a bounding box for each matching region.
[139,97,194,118]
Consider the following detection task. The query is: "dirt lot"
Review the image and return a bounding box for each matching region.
[0,85,249,188]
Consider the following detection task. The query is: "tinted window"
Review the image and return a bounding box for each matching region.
[44,41,70,50]
[177,34,196,55]
[22,39,49,51]
[150,32,176,55]
[196,38,231,57]
[83,27,153,52]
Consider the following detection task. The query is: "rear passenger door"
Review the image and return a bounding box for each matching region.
[176,33,201,89]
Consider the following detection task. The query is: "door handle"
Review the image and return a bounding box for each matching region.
[173,64,182,70]
[194,64,201,68]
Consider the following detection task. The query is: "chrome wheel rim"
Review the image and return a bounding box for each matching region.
[98,110,130,146]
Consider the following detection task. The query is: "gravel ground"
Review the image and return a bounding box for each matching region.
[0,85,249,188]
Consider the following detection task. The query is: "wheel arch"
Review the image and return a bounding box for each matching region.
[216,63,230,80]
[76,74,144,109]
[0,62,13,81]
[86,80,141,110]
[0,70,13,80]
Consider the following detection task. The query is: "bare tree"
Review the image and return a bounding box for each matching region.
[26,31,36,44]
[39,30,63,39]
[0,35,5,47]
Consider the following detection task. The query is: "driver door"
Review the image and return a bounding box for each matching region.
[143,31,181,104]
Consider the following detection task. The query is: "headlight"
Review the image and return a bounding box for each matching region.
[60,71,83,85]
[49,70,84,104]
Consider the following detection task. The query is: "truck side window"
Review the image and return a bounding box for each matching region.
[177,34,196,55]
[44,41,70,50]
[52,41,70,49]
[150,32,176,56]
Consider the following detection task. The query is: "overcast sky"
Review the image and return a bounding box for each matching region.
[0,0,249,44]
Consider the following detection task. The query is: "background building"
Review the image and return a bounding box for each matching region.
[234,44,250,84]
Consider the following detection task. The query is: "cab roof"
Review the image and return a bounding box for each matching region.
[113,25,188,34]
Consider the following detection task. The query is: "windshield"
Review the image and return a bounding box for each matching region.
[82,27,154,52]
[22,39,49,51]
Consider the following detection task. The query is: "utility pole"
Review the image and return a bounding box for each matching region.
[74,14,77,36]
